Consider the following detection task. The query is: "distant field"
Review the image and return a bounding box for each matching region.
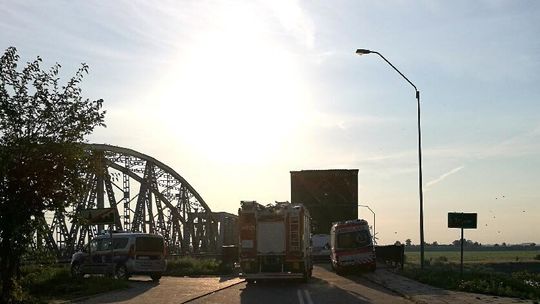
[405,250,540,264]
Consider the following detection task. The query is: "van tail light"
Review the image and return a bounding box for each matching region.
[128,244,135,258]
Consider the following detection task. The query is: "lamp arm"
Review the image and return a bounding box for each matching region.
[372,51,419,97]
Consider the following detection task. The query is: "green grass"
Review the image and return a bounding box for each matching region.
[399,250,540,301]
[15,264,129,303]
[405,250,540,264]
[401,263,540,301]
[165,257,232,276]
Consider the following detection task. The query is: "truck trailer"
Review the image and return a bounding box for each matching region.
[238,201,312,282]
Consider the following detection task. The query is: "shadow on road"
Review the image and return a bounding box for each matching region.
[238,267,405,304]
[79,277,159,304]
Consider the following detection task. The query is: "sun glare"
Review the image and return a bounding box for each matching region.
[152,4,308,164]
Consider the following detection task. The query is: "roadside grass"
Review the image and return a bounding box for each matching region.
[13,264,129,303]
[401,250,540,300]
[405,250,540,264]
[165,257,232,276]
[400,259,540,301]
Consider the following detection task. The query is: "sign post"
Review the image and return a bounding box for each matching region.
[448,212,477,276]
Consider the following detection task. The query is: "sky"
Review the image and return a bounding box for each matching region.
[1,0,539,245]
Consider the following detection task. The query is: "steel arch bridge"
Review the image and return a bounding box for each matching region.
[37,144,227,258]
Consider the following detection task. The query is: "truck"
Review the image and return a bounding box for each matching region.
[290,169,359,234]
[330,219,376,273]
[238,201,312,283]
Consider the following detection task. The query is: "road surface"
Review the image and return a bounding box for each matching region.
[79,265,410,304]
[78,264,533,304]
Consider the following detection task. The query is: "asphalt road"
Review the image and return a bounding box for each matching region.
[190,264,413,304]
[79,264,413,304]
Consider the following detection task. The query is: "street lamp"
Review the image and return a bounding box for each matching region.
[355,48,425,269]
[358,204,376,244]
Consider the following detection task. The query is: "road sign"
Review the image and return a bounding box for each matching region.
[77,208,115,225]
[448,212,477,229]
[448,212,478,276]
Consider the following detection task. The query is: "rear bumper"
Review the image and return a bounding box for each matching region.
[126,259,167,273]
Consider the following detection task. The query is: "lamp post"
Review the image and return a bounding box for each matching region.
[358,204,376,244]
[355,48,425,269]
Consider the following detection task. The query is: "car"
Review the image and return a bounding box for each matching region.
[70,232,167,282]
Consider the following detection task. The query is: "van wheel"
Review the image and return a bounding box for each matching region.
[115,265,129,280]
[150,274,162,282]
[71,263,83,279]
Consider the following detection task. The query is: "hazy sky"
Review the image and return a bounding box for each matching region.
[2,1,539,245]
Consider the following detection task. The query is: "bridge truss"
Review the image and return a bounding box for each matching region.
[37,144,221,258]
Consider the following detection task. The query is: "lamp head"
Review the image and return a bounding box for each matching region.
[356,49,372,55]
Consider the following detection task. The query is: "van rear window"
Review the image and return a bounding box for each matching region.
[337,230,371,249]
[136,237,164,251]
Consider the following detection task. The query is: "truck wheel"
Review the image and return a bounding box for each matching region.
[150,274,162,282]
[302,268,311,283]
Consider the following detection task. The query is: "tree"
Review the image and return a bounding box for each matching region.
[431,241,439,246]
[394,240,402,246]
[0,47,105,303]
[405,239,412,246]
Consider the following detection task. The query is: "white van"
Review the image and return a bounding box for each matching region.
[70,232,167,281]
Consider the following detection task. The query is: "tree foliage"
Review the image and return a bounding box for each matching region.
[0,47,105,303]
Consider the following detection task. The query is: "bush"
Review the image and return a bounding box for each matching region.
[534,254,540,261]
[16,264,129,302]
[166,257,231,276]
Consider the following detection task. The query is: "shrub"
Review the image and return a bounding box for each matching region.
[18,265,129,302]
[534,254,540,261]
[165,257,230,276]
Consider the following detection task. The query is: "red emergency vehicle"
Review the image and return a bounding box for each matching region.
[238,201,312,282]
[330,219,376,273]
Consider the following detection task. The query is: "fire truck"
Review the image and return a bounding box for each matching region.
[330,219,376,273]
[238,201,312,282]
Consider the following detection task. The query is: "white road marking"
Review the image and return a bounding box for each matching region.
[297,289,305,304]
[303,289,314,304]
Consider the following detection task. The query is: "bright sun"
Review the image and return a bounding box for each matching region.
[152,4,309,165]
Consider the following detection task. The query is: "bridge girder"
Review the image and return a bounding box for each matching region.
[38,144,220,258]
